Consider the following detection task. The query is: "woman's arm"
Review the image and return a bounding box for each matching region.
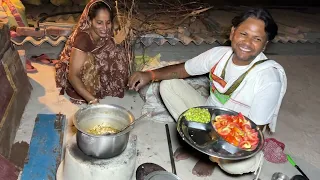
[68,48,97,103]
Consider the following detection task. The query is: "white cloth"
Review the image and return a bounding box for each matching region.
[184,46,287,132]
[211,151,264,175]
[159,79,207,120]
[224,56,248,82]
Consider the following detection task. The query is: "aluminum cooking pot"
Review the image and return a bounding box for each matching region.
[73,104,135,159]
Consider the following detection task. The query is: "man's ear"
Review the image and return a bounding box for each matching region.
[229,27,235,41]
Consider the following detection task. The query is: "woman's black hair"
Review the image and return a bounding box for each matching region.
[231,8,278,41]
[88,1,113,21]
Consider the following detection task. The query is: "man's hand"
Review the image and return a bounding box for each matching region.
[128,71,152,91]
[128,64,189,91]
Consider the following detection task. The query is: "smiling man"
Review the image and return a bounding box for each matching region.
[129,8,287,176]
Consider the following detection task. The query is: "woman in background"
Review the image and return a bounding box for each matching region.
[55,0,129,104]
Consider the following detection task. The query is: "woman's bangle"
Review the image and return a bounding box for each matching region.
[88,98,99,105]
[146,70,156,82]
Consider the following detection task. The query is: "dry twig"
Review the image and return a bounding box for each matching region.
[115,0,213,70]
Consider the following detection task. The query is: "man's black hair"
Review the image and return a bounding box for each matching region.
[231,8,278,41]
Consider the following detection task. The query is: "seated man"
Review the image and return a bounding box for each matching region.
[128,8,287,176]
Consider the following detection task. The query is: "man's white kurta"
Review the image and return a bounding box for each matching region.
[184,46,287,132]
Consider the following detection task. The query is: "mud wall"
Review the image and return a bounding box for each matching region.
[0,21,32,158]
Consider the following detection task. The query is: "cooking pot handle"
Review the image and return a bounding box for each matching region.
[120,112,152,134]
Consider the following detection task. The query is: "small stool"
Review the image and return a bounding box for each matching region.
[57,134,137,180]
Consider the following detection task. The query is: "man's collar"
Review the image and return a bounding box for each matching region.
[247,52,268,66]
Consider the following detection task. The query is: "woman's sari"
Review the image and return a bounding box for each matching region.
[55,0,129,104]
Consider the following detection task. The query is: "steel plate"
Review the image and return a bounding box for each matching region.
[144,171,181,180]
[177,106,265,160]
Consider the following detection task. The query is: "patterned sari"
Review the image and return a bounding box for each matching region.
[55,0,129,104]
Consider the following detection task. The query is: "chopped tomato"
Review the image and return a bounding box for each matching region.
[233,115,242,123]
[212,113,259,150]
[232,126,245,136]
[241,120,251,128]
[220,119,229,126]
[242,124,252,132]
[215,115,229,122]
[250,139,259,146]
[224,135,239,146]
[242,136,248,141]
[239,140,252,149]
[227,122,237,129]
[231,115,239,122]
[246,131,259,141]
[217,126,231,136]
[213,121,222,129]
[238,113,246,121]
[234,134,243,143]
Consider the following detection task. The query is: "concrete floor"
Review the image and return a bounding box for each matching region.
[14,42,320,180]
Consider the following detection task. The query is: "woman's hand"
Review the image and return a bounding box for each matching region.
[128,71,152,91]
[68,48,97,102]
[88,98,99,105]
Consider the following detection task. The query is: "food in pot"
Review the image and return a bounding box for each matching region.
[184,108,211,123]
[212,113,259,150]
[87,123,120,135]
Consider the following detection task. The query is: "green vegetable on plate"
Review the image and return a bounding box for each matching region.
[184,108,211,123]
